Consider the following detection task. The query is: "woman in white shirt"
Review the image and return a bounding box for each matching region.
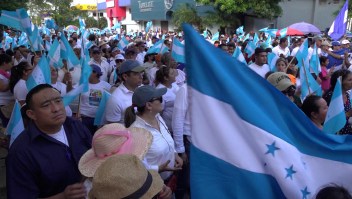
[9,61,33,106]
[80,64,111,134]
[155,66,179,130]
[124,85,183,181]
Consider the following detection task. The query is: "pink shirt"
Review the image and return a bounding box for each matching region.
[319,66,330,92]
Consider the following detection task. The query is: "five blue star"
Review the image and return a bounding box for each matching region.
[265,141,280,157]
[301,186,310,199]
[285,165,297,180]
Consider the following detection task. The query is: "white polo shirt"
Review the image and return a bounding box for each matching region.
[104,83,133,123]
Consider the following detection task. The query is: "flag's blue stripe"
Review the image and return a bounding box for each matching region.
[183,24,352,165]
[191,145,285,199]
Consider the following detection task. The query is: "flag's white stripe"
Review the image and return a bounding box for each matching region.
[31,66,45,85]
[328,22,335,35]
[191,88,352,198]
[326,94,344,119]
[2,13,21,22]
[172,43,184,56]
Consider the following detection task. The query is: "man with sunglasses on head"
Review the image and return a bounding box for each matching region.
[105,60,145,124]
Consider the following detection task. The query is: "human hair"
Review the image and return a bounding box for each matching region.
[25,84,55,110]
[124,106,146,128]
[0,53,12,65]
[155,66,171,86]
[88,34,96,42]
[287,56,298,65]
[5,49,14,57]
[301,95,322,119]
[316,184,352,199]
[279,37,287,44]
[9,61,30,93]
[276,58,288,67]
[161,52,172,65]
[330,69,351,91]
[319,56,328,65]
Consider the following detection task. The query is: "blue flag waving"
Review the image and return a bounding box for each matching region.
[26,56,51,91]
[328,0,349,41]
[6,101,24,147]
[183,23,352,199]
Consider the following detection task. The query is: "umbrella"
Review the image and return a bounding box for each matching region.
[276,28,304,37]
[289,22,321,34]
[66,25,78,32]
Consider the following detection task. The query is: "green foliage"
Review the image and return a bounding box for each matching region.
[85,17,107,29]
[0,0,28,11]
[172,4,203,31]
[196,0,282,19]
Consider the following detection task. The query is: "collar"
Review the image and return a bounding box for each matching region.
[119,83,134,94]
[28,118,68,143]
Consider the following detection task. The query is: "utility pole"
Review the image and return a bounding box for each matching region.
[96,0,99,28]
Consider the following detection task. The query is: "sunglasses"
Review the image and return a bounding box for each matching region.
[149,96,163,103]
[281,85,296,97]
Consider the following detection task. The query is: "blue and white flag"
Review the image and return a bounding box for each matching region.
[63,84,84,106]
[112,22,121,30]
[236,26,244,35]
[26,56,51,91]
[94,91,111,126]
[47,38,63,68]
[78,17,86,29]
[18,32,28,47]
[253,33,259,45]
[183,23,352,199]
[60,33,80,69]
[242,33,250,41]
[16,8,32,36]
[117,37,129,50]
[29,25,43,51]
[267,52,280,71]
[244,41,256,57]
[259,27,269,32]
[6,101,24,147]
[145,21,152,33]
[295,38,309,69]
[147,39,169,54]
[309,43,321,75]
[0,10,23,31]
[328,0,348,41]
[211,32,219,41]
[45,18,58,30]
[279,27,288,38]
[232,47,247,66]
[264,35,272,48]
[323,77,346,134]
[300,61,322,101]
[203,29,208,38]
[171,39,185,63]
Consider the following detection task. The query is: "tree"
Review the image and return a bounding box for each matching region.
[196,0,282,19]
[172,4,204,31]
[0,0,28,11]
[85,17,107,29]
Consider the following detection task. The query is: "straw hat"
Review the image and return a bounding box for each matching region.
[79,123,152,177]
[88,154,164,199]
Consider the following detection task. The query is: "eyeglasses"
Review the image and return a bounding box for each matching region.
[149,96,163,103]
[281,85,296,97]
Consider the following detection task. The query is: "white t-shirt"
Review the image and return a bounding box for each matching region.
[156,83,179,130]
[105,83,133,123]
[136,52,146,65]
[47,126,69,146]
[0,74,14,105]
[248,63,270,78]
[80,81,111,118]
[272,46,290,58]
[13,79,28,102]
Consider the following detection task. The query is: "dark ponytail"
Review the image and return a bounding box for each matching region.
[124,105,146,128]
[9,61,30,93]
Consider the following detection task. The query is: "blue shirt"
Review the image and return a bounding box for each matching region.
[6,117,92,199]
[327,49,345,69]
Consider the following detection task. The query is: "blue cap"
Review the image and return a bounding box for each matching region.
[90,64,102,76]
[332,41,341,46]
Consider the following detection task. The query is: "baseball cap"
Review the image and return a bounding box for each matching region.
[313,35,323,41]
[341,39,350,45]
[255,47,266,55]
[111,47,120,53]
[132,85,167,107]
[267,72,294,91]
[92,47,101,53]
[119,60,145,74]
[321,40,332,47]
[90,64,102,76]
[332,41,341,46]
[115,54,125,60]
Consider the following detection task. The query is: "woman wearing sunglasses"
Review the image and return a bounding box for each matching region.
[124,85,183,187]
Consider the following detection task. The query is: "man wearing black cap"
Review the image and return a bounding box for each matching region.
[248,48,270,78]
[105,60,145,123]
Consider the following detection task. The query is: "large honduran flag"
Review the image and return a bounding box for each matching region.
[183,24,352,199]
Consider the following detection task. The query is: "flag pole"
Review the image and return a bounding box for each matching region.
[302,58,311,95]
[76,94,82,119]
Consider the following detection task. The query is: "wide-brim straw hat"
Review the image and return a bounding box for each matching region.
[88,154,164,199]
[79,123,152,177]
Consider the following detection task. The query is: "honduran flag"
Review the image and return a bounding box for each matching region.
[183,24,352,199]
[171,38,185,63]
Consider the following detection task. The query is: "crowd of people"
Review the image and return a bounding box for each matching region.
[0,26,351,198]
